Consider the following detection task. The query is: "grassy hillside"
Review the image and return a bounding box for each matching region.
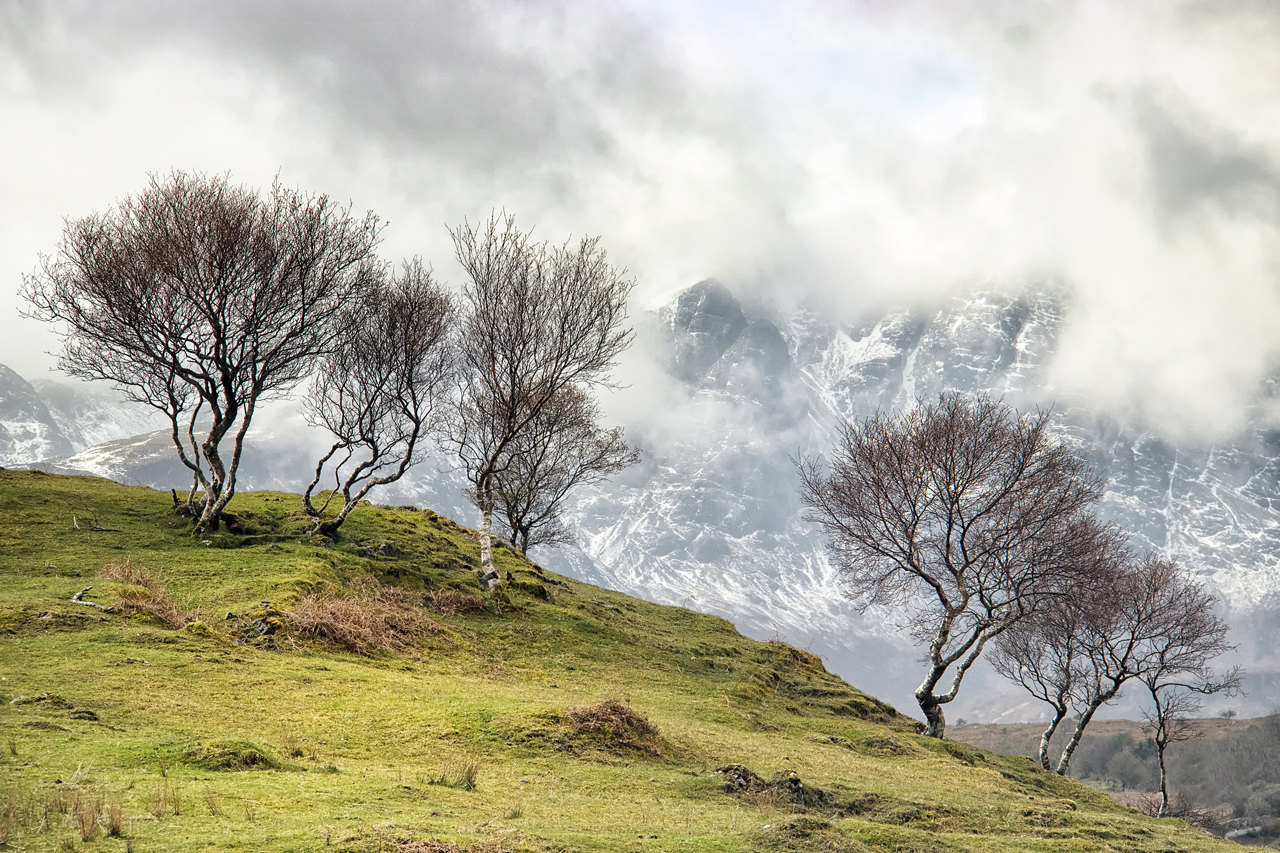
[0,469,1237,852]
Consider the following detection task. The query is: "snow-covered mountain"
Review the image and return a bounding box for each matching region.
[7,279,1280,720]
[0,366,161,466]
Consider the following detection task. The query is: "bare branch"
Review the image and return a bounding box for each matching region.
[302,259,455,535]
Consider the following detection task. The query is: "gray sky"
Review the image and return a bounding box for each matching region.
[5,0,1280,438]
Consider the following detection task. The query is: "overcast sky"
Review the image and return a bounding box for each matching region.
[4,0,1280,438]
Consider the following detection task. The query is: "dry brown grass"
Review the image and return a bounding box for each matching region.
[106,797,124,837]
[75,794,100,841]
[100,558,199,629]
[565,698,663,757]
[288,575,441,655]
[426,589,486,616]
[0,791,16,844]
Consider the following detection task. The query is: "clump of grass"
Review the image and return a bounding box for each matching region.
[288,575,441,655]
[202,789,222,816]
[565,698,663,757]
[183,741,277,772]
[280,730,304,758]
[428,760,480,791]
[0,790,17,844]
[101,558,199,629]
[106,797,124,837]
[149,780,180,817]
[74,793,101,841]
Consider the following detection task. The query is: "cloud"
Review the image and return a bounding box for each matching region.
[4,0,1280,438]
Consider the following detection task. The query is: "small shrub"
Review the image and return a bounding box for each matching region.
[565,699,663,757]
[288,575,440,655]
[101,558,199,629]
[1132,792,1222,829]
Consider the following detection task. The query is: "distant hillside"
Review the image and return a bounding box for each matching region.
[952,716,1280,824]
[0,469,1238,852]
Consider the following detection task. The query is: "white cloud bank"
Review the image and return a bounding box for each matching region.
[3,0,1280,438]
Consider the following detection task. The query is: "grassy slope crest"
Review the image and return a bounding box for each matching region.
[0,469,1235,852]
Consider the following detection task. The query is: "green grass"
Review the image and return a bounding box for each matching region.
[0,468,1237,852]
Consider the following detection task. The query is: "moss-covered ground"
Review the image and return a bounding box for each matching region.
[0,469,1237,852]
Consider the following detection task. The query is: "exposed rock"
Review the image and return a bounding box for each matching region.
[662,280,749,382]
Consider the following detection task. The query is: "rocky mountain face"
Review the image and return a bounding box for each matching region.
[6,279,1280,720]
[0,366,160,466]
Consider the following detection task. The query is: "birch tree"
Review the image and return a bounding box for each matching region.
[798,392,1115,738]
[482,384,638,555]
[452,213,633,589]
[1051,555,1235,776]
[989,592,1102,770]
[303,259,455,535]
[21,171,382,531]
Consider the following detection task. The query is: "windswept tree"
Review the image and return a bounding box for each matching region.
[21,171,382,531]
[1050,555,1235,777]
[1136,583,1239,817]
[302,259,455,535]
[798,392,1114,738]
[1140,669,1239,818]
[989,587,1109,770]
[481,384,639,555]
[452,213,634,589]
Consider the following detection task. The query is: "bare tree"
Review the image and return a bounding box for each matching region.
[1053,555,1236,777]
[798,392,1112,738]
[481,384,639,555]
[989,591,1102,770]
[1138,609,1239,816]
[303,259,455,535]
[452,213,634,589]
[21,171,382,531]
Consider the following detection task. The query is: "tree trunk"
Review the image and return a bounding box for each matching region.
[1156,746,1169,817]
[918,695,946,739]
[1056,693,1112,775]
[1038,706,1068,771]
[915,660,948,738]
[477,496,500,590]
